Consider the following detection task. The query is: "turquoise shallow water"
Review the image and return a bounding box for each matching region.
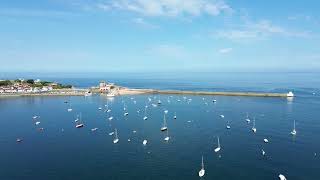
[0,93,320,180]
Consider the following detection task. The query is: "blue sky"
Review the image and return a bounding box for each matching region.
[0,0,319,72]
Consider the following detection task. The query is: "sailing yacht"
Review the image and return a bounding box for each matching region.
[279,174,287,180]
[164,130,170,141]
[291,120,297,135]
[245,113,251,123]
[143,105,148,120]
[161,113,168,131]
[143,139,148,146]
[198,156,205,177]
[214,137,221,152]
[252,118,257,133]
[75,113,84,128]
[113,128,119,144]
[226,120,231,129]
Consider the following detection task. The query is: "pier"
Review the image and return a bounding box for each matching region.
[117,88,291,97]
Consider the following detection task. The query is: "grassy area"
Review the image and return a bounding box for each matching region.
[0,79,73,89]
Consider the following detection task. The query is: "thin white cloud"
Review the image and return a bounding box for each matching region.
[96,3,111,11]
[218,48,232,54]
[214,20,311,41]
[132,18,158,29]
[99,0,233,17]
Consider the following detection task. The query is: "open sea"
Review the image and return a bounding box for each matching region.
[0,72,319,180]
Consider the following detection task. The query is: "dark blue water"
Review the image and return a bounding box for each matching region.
[0,72,320,180]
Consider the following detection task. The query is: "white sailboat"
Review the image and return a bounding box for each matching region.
[252,118,257,133]
[161,113,168,131]
[198,156,205,177]
[226,120,231,129]
[123,103,128,116]
[173,112,177,119]
[164,129,170,141]
[291,120,297,135]
[75,113,84,128]
[245,112,251,123]
[143,105,148,120]
[279,174,287,180]
[214,137,221,152]
[113,128,119,144]
[67,104,73,112]
[143,139,148,146]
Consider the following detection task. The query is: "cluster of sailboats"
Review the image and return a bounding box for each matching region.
[26,95,298,180]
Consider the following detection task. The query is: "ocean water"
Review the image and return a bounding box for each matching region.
[0,72,320,180]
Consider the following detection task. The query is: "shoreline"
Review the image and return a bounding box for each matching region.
[116,88,290,97]
[0,87,290,98]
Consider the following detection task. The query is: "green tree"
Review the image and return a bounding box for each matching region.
[26,79,34,84]
[0,80,12,86]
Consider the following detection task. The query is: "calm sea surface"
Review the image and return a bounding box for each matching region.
[0,72,319,180]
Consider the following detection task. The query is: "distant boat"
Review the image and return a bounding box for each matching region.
[287,91,294,97]
[124,112,129,116]
[16,138,23,143]
[226,120,231,129]
[113,128,119,144]
[263,138,269,143]
[161,113,168,131]
[262,149,266,156]
[220,114,225,118]
[67,103,73,112]
[107,93,115,97]
[143,105,148,120]
[164,110,168,114]
[214,137,221,152]
[213,99,217,103]
[76,123,84,128]
[32,115,39,119]
[84,91,92,96]
[98,107,102,110]
[143,139,148,146]
[245,113,251,123]
[198,156,205,177]
[252,118,257,133]
[164,130,170,141]
[157,99,161,105]
[75,113,84,128]
[173,112,177,119]
[35,121,41,125]
[291,120,297,135]
[108,116,113,121]
[91,128,98,132]
[279,174,287,180]
[108,132,114,136]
